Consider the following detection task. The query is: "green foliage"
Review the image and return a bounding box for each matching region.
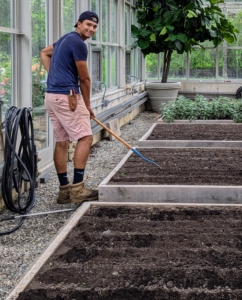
[161,94,242,123]
[32,57,46,108]
[31,0,46,57]
[131,0,238,82]
[63,0,75,34]
[0,0,10,41]
[0,52,11,106]
[0,53,45,108]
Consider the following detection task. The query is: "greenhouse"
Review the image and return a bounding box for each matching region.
[1,1,242,298]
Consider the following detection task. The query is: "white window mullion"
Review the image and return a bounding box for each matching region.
[117,0,125,88]
[17,0,32,109]
[108,0,111,87]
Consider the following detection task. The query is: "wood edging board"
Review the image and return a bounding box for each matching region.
[155,119,237,124]
[98,148,242,204]
[138,122,242,148]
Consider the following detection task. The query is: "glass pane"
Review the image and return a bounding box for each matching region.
[134,50,141,80]
[228,7,242,47]
[102,45,108,84]
[131,7,136,45]
[0,33,12,112]
[110,46,117,86]
[169,52,186,80]
[31,0,48,151]
[110,0,117,43]
[189,49,216,80]
[146,54,158,80]
[63,0,75,34]
[218,48,242,79]
[131,50,141,81]
[0,0,11,27]
[130,50,135,77]
[125,4,129,45]
[102,0,108,42]
[91,0,100,41]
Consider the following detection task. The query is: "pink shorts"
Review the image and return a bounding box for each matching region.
[44,93,92,142]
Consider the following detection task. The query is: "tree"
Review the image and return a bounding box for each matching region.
[131,0,238,83]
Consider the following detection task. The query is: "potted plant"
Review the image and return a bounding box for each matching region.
[131,0,238,111]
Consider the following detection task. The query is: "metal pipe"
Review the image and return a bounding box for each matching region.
[0,207,78,222]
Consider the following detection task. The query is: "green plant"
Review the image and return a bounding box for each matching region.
[131,0,238,83]
[161,94,242,122]
[31,57,46,108]
[0,53,11,106]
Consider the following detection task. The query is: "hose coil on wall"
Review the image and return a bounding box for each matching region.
[1,106,37,235]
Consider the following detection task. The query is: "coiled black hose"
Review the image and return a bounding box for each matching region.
[236,86,242,99]
[0,106,37,235]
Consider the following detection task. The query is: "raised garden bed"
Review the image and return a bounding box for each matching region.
[99,147,242,203]
[13,203,242,300]
[138,121,242,148]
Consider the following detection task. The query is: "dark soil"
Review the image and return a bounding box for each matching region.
[17,205,242,300]
[147,124,242,140]
[109,148,242,185]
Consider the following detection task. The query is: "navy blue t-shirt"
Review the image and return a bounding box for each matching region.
[46,31,88,94]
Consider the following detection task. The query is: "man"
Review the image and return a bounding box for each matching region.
[40,11,99,204]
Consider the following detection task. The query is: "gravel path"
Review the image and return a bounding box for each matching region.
[0,111,159,300]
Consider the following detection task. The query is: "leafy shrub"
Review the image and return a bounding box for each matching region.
[161,95,242,123]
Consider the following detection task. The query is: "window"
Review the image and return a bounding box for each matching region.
[31,0,48,151]
[90,0,118,92]
[63,0,75,34]
[126,52,131,81]
[0,0,13,112]
[92,48,102,92]
[0,33,12,110]
[126,2,141,83]
[0,0,11,27]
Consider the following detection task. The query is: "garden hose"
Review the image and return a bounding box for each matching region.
[0,106,37,235]
[236,86,242,99]
[0,106,82,236]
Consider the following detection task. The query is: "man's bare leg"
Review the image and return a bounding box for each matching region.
[73,135,93,169]
[54,140,70,204]
[70,135,98,203]
[54,141,69,173]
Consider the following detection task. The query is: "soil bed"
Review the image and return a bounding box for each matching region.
[17,205,242,300]
[147,124,242,140]
[109,148,242,185]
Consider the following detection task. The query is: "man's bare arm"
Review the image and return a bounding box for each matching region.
[40,45,54,72]
[75,60,95,117]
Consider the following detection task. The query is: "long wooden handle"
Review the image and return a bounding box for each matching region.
[91,116,132,150]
